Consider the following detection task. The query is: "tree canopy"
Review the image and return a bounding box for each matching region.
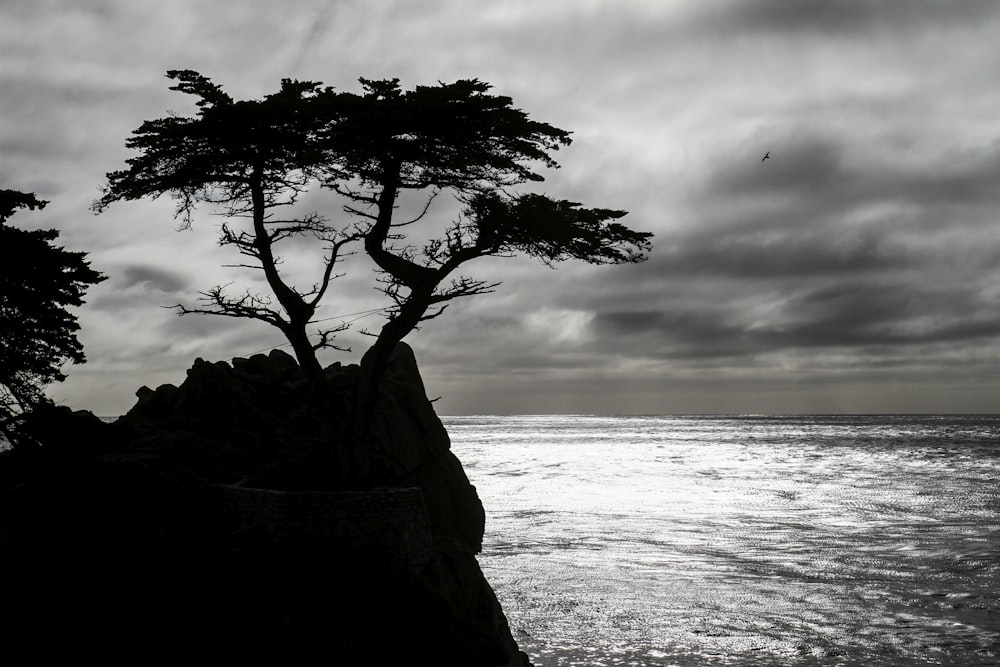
[95,70,653,452]
[94,70,362,390]
[1,189,106,442]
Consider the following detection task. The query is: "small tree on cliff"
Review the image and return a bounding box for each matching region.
[1,189,106,443]
[322,78,653,444]
[95,71,652,450]
[93,70,362,394]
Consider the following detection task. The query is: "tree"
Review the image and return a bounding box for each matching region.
[0,189,106,443]
[322,78,653,447]
[93,70,361,394]
[95,71,653,461]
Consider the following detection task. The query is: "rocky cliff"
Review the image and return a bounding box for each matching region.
[0,344,531,666]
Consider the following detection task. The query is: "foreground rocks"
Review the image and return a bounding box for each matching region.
[0,344,530,666]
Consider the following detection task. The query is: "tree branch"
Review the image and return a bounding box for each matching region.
[174,284,287,328]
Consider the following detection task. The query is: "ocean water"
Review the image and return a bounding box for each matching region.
[444,415,1000,667]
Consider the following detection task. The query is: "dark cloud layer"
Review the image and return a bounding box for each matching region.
[121,265,188,293]
[708,0,1000,35]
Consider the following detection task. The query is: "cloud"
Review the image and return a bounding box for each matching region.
[1,0,996,414]
[764,282,1000,347]
[702,0,1000,35]
[121,264,188,293]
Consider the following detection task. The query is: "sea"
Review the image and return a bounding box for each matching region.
[443,414,1000,667]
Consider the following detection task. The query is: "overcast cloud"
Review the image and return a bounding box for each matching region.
[2,0,998,415]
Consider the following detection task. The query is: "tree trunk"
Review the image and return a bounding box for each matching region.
[352,294,430,483]
[247,169,329,399]
[352,326,397,484]
[283,322,326,394]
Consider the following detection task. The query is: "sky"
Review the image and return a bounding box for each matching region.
[2,0,999,416]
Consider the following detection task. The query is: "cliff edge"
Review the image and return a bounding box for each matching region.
[0,344,531,666]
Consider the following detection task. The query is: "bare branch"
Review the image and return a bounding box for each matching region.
[174,284,287,328]
[429,276,500,304]
[392,188,441,227]
[312,321,352,353]
[342,204,379,221]
[305,226,367,308]
[220,263,264,270]
[326,181,379,205]
[418,304,448,322]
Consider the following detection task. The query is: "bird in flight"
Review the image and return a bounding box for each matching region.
[762,151,771,162]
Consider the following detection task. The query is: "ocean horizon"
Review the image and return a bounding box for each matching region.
[448,414,1000,666]
[75,411,997,425]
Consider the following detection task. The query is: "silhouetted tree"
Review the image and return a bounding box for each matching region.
[95,71,653,466]
[0,189,106,443]
[93,70,362,393]
[323,78,653,451]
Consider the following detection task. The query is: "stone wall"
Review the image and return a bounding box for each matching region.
[214,484,433,574]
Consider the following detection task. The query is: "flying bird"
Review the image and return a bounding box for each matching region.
[762,151,771,162]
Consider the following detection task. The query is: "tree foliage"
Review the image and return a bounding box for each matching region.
[95,71,653,453]
[1,190,106,442]
[324,77,654,444]
[94,70,362,389]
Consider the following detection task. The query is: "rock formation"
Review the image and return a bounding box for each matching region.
[0,344,531,666]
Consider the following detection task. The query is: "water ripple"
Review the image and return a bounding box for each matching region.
[448,415,1000,666]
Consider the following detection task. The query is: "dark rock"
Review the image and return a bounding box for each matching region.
[370,343,487,554]
[0,343,532,666]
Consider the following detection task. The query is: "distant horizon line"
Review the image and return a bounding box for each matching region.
[434,412,1000,417]
[86,412,999,421]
